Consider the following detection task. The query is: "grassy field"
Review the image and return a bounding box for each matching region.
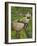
[11,7,32,39]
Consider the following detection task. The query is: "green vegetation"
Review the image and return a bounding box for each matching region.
[11,6,32,39]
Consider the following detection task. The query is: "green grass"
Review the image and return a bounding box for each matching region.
[11,31,16,39]
[11,7,32,39]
